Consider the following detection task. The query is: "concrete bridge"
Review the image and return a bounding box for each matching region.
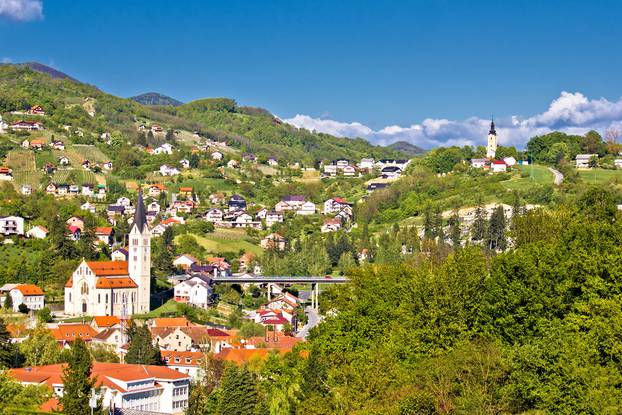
[212,275,350,310]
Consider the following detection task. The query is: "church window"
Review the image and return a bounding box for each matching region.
[106,294,108,303]
[80,281,89,295]
[98,294,101,303]
[133,256,137,262]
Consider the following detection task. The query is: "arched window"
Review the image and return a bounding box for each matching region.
[80,281,89,295]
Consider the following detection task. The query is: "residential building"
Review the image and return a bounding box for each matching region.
[491,160,507,173]
[173,275,213,309]
[265,210,284,227]
[0,167,13,181]
[471,158,488,168]
[321,218,342,233]
[27,225,48,239]
[204,208,223,223]
[380,166,402,179]
[0,215,24,236]
[173,254,199,270]
[9,284,44,312]
[228,194,247,211]
[359,158,375,170]
[576,154,597,168]
[296,201,316,215]
[323,197,352,214]
[260,233,287,251]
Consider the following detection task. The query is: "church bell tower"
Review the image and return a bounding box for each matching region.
[129,190,151,313]
[486,119,497,159]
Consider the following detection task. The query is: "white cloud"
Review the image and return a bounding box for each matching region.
[282,92,622,149]
[1,57,12,63]
[0,0,43,22]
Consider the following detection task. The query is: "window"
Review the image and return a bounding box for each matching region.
[98,294,101,303]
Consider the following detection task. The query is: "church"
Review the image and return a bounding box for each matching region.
[486,119,497,159]
[64,192,151,317]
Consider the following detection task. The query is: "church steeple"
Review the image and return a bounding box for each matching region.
[489,118,496,135]
[486,117,497,159]
[133,189,147,233]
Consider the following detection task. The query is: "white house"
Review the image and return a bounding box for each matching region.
[9,284,44,312]
[576,154,597,168]
[211,151,223,160]
[173,276,213,309]
[359,158,375,170]
[471,158,488,168]
[343,165,357,176]
[27,225,48,239]
[615,159,622,169]
[266,211,284,227]
[380,166,402,179]
[503,156,517,167]
[323,164,338,176]
[491,160,507,173]
[180,159,190,169]
[81,201,97,213]
[160,165,181,176]
[323,197,352,215]
[10,362,191,414]
[296,201,316,215]
[20,184,32,195]
[0,216,25,236]
[153,143,174,155]
[173,254,199,270]
[321,218,342,233]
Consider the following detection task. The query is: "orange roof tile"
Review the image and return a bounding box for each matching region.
[95,277,138,289]
[215,348,291,364]
[152,317,193,328]
[51,324,98,342]
[179,187,193,192]
[40,397,60,412]
[13,284,43,296]
[95,227,113,235]
[86,261,128,276]
[92,316,121,328]
[161,350,203,367]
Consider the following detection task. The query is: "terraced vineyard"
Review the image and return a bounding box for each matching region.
[52,169,98,185]
[5,150,43,189]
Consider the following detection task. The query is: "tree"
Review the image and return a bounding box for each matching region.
[19,324,61,366]
[216,365,260,415]
[486,205,507,251]
[433,206,444,243]
[77,216,97,260]
[89,343,119,363]
[3,293,11,310]
[338,251,356,275]
[471,199,486,241]
[60,338,99,415]
[125,323,161,365]
[423,206,434,240]
[17,303,28,314]
[449,209,461,249]
[239,321,266,339]
[0,318,20,369]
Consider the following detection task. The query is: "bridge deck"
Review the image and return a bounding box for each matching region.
[212,276,349,284]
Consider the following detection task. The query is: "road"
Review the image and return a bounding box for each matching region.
[296,306,320,339]
[549,167,564,185]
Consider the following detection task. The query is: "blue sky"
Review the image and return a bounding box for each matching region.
[2,0,622,148]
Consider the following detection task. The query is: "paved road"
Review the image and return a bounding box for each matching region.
[549,167,564,185]
[296,306,320,339]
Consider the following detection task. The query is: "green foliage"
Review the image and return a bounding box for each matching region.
[239,321,266,339]
[125,322,162,365]
[60,338,100,415]
[0,371,52,415]
[19,325,61,367]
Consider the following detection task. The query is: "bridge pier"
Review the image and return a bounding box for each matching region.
[310,283,319,311]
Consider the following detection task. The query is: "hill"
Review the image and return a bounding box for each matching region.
[0,62,79,82]
[387,140,425,156]
[130,92,183,106]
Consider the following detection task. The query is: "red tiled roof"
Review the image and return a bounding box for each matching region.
[51,324,98,342]
[161,350,203,367]
[86,261,129,276]
[161,218,180,225]
[95,227,113,235]
[152,317,193,328]
[92,316,121,328]
[13,284,43,296]
[40,397,60,412]
[95,277,138,289]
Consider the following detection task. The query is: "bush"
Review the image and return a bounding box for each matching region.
[17,303,29,314]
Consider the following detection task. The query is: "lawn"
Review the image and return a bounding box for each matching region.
[578,168,622,185]
[501,164,554,191]
[181,229,263,256]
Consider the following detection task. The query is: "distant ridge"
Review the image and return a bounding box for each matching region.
[0,61,78,82]
[130,92,183,106]
[387,140,426,156]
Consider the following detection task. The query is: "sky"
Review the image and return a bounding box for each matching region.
[1,0,622,149]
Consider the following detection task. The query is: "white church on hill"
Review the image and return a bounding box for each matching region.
[64,191,151,316]
[486,119,497,159]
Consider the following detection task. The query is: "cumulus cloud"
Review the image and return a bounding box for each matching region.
[0,0,43,22]
[282,92,622,149]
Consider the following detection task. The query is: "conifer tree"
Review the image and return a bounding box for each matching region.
[433,207,444,243]
[486,205,507,251]
[125,323,162,365]
[423,206,434,239]
[216,366,259,415]
[60,338,98,415]
[3,293,12,310]
[471,199,487,241]
[449,209,461,249]
[0,318,15,368]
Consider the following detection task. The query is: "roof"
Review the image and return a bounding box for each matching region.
[492,160,507,165]
[10,362,189,389]
[93,315,121,328]
[174,254,199,264]
[152,317,194,328]
[245,334,303,350]
[179,187,193,192]
[96,277,138,289]
[95,227,113,236]
[50,324,98,342]
[150,183,167,190]
[215,348,280,364]
[133,190,148,233]
[161,350,203,367]
[12,284,44,296]
[86,261,129,276]
[161,218,180,225]
[283,195,305,202]
[332,197,351,204]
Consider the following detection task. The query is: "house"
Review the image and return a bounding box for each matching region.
[180,159,190,169]
[30,139,45,149]
[471,158,488,168]
[161,350,204,379]
[0,216,25,236]
[95,227,114,245]
[0,167,13,181]
[81,201,97,213]
[267,157,279,167]
[102,161,113,171]
[491,160,507,173]
[20,184,32,195]
[46,183,57,195]
[27,225,48,239]
[296,201,316,215]
[211,151,223,160]
[152,325,230,353]
[111,248,128,261]
[209,192,225,204]
[343,165,357,176]
[227,159,240,169]
[43,162,56,174]
[266,210,284,227]
[148,183,167,197]
[9,284,44,312]
[253,309,290,331]
[106,205,125,220]
[503,156,517,167]
[58,156,70,166]
[153,143,173,155]
[173,254,200,270]
[51,140,65,150]
[160,164,180,176]
[205,208,224,223]
[81,184,94,196]
[49,323,99,347]
[10,120,43,130]
[66,216,84,231]
[151,124,164,134]
[323,164,338,176]
[381,166,402,179]
[261,233,287,251]
[173,276,214,309]
[255,208,269,220]
[239,252,257,271]
[276,195,306,212]
[323,197,352,214]
[321,218,342,233]
[178,187,193,198]
[228,194,247,211]
[576,154,597,168]
[615,159,622,169]
[29,105,45,115]
[359,158,375,170]
[147,201,161,212]
[10,362,191,414]
[67,226,81,241]
[335,159,349,170]
[81,159,91,170]
[377,159,411,170]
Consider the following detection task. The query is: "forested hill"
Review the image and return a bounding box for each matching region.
[0,65,404,164]
[387,140,426,156]
[130,92,183,106]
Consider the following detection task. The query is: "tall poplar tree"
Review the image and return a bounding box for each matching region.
[60,338,98,415]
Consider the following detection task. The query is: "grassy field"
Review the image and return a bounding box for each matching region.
[5,149,44,188]
[501,164,554,191]
[52,169,98,185]
[180,229,263,255]
[578,168,622,185]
